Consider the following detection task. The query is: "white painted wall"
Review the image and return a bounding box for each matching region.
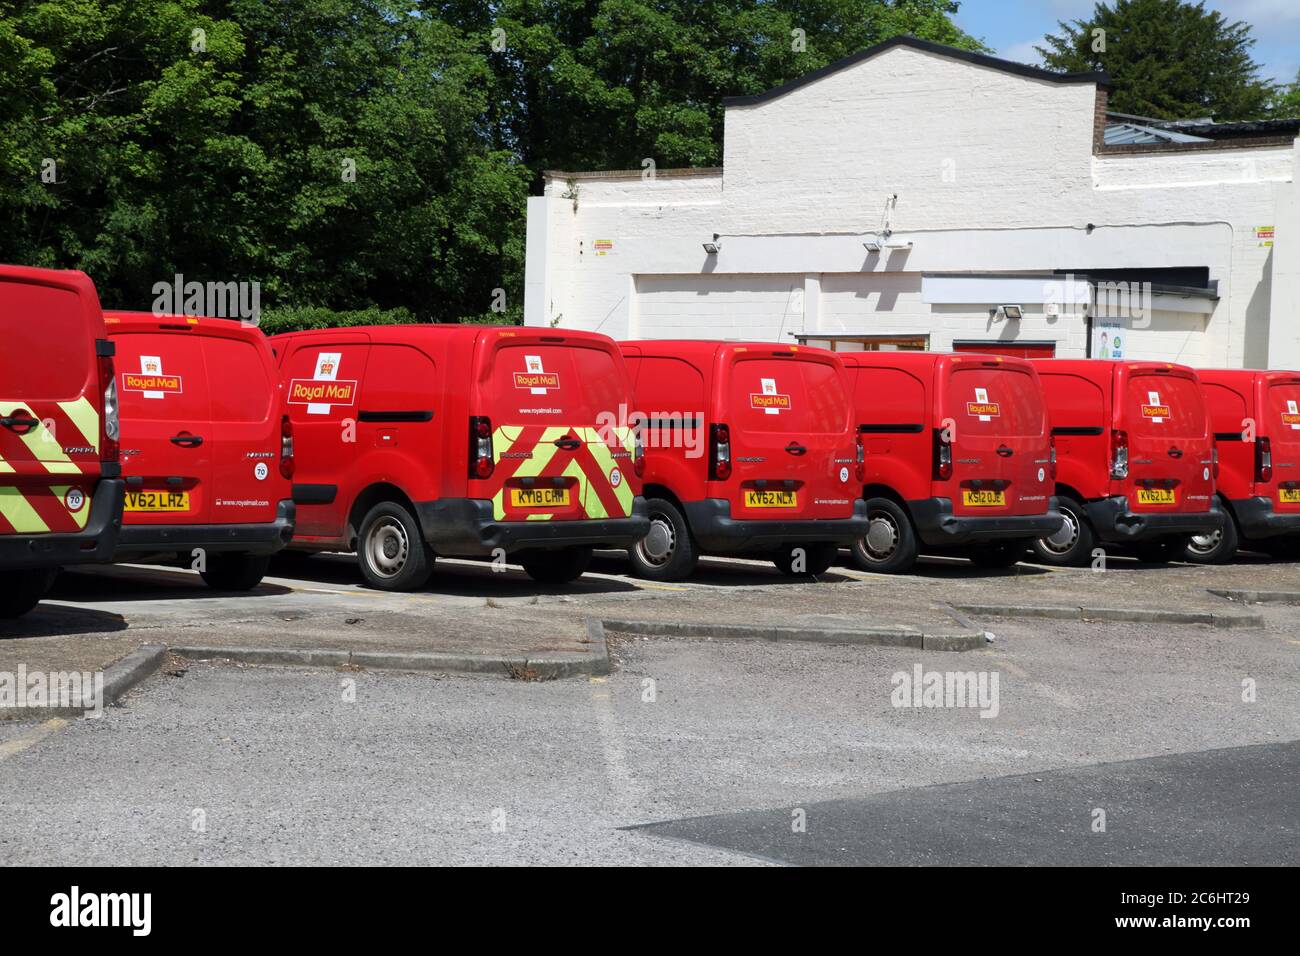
[524,42,1299,370]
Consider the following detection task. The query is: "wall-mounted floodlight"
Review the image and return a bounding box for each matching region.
[703,234,722,254]
[863,238,883,253]
[998,304,1024,320]
[864,229,911,252]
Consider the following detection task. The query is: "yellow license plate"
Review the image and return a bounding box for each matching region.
[124,490,190,513]
[962,489,1005,507]
[744,490,797,508]
[1137,488,1177,505]
[509,487,570,508]
[1280,488,1300,503]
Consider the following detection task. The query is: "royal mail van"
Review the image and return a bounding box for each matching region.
[104,312,294,589]
[618,341,867,580]
[838,352,1063,573]
[272,326,649,589]
[1030,359,1223,565]
[0,265,123,617]
[1184,368,1300,562]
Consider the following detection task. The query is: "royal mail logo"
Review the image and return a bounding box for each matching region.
[319,359,336,376]
[1142,404,1171,419]
[514,371,561,390]
[1283,412,1300,426]
[967,402,1001,417]
[750,392,792,410]
[288,379,358,405]
[122,373,183,393]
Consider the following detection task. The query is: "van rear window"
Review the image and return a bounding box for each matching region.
[0,284,91,399]
[948,367,1044,436]
[728,358,848,433]
[490,344,625,425]
[1126,374,1206,437]
[1266,383,1300,442]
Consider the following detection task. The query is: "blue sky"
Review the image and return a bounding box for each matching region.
[952,0,1299,86]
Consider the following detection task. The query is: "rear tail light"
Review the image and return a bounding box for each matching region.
[1110,429,1129,480]
[470,416,494,479]
[1256,436,1272,484]
[279,414,295,479]
[1049,434,1058,481]
[855,431,865,481]
[633,429,646,478]
[97,345,120,463]
[932,427,952,481]
[709,423,731,481]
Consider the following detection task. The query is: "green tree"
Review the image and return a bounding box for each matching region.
[1037,0,1272,121]
[1270,67,1300,118]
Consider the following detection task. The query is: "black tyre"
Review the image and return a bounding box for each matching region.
[850,497,919,574]
[0,567,57,619]
[628,497,699,581]
[199,553,271,591]
[1182,505,1239,564]
[1133,538,1183,564]
[967,541,1026,568]
[1030,494,1095,567]
[356,501,434,591]
[520,546,593,584]
[771,542,839,576]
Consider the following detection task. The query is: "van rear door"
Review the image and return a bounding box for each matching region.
[721,348,856,520]
[475,335,635,522]
[201,326,282,524]
[113,325,213,526]
[0,271,105,538]
[1120,368,1213,513]
[1262,376,1300,513]
[942,358,1051,517]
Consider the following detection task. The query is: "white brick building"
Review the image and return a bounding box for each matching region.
[524,37,1300,368]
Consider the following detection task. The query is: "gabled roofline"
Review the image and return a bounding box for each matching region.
[721,35,1110,108]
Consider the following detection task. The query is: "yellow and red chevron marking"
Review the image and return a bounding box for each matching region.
[0,398,101,475]
[0,483,92,535]
[483,424,635,521]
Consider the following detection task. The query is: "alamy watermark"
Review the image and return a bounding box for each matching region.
[152,273,261,324]
[0,665,103,717]
[891,664,1000,718]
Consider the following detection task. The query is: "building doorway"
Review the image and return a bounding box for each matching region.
[951,340,1056,359]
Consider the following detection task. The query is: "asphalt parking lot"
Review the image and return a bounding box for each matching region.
[1,549,1298,865]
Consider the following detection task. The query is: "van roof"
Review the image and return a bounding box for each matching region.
[273,324,618,349]
[838,351,1035,373]
[1195,368,1300,387]
[1031,358,1197,380]
[620,340,837,362]
[104,310,264,341]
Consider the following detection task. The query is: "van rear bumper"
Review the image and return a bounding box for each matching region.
[0,479,124,570]
[683,498,869,552]
[1086,495,1224,541]
[1231,496,1300,540]
[115,499,295,556]
[910,497,1065,546]
[419,497,650,555]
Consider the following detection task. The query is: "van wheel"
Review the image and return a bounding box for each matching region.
[520,546,592,584]
[968,542,1026,569]
[629,497,699,581]
[1183,507,1239,564]
[199,553,271,591]
[0,568,57,619]
[1031,495,1094,567]
[772,542,839,576]
[1133,538,1183,564]
[357,502,434,591]
[850,498,918,574]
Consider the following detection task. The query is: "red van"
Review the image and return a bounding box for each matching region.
[838,352,1062,572]
[104,312,295,590]
[618,340,867,580]
[1030,359,1223,565]
[0,266,124,617]
[273,325,648,589]
[1185,368,1300,562]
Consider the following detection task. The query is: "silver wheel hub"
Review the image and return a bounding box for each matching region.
[367,518,409,578]
[636,515,676,567]
[863,514,899,558]
[1043,509,1079,553]
[1188,529,1221,553]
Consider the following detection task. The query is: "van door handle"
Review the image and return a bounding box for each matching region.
[170,434,204,448]
[996,445,1014,457]
[1168,446,1183,458]
[553,437,581,451]
[1,415,41,432]
[785,442,807,456]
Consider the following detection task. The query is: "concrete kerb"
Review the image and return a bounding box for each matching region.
[949,602,1264,629]
[599,618,988,652]
[0,642,168,721]
[1208,588,1300,606]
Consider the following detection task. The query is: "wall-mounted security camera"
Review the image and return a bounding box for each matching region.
[702,233,722,254]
